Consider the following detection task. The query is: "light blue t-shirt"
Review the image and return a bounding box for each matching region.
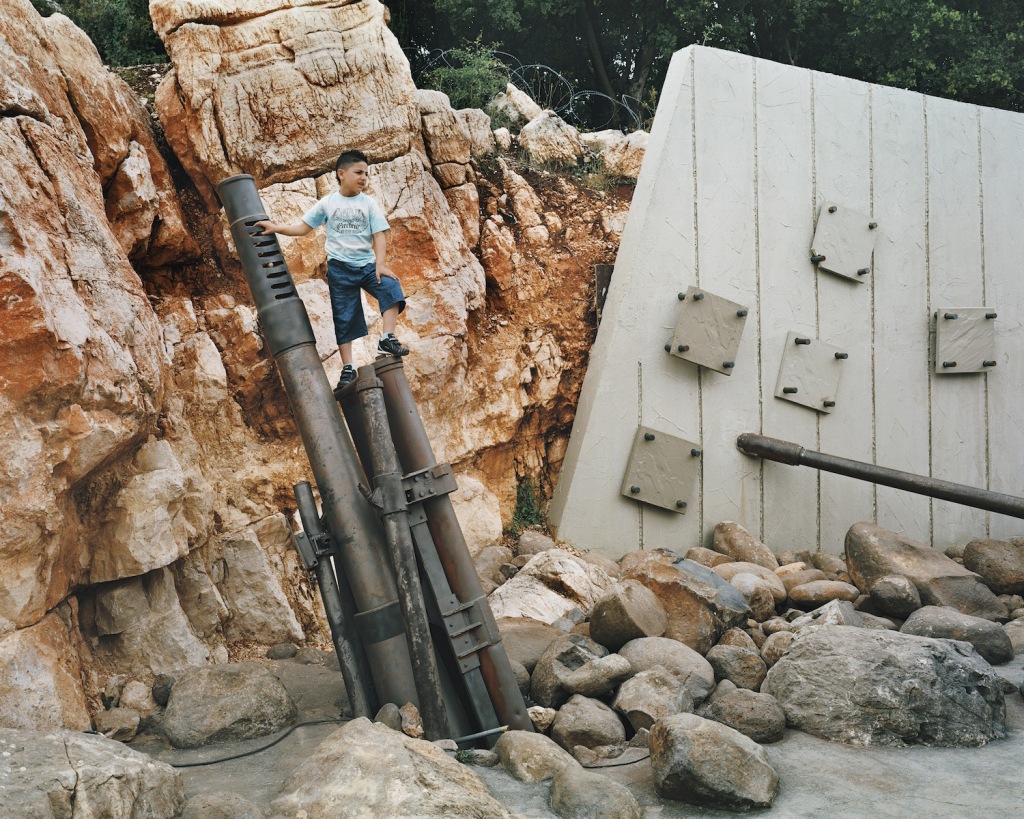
[301,191,389,265]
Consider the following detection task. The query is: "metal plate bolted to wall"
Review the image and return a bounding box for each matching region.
[934,308,1000,374]
[620,426,702,513]
[665,286,749,376]
[774,331,848,413]
[809,202,878,282]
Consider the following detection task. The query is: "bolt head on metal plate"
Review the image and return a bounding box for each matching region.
[934,308,998,374]
[809,202,878,283]
[668,286,749,376]
[774,331,846,413]
[620,426,700,514]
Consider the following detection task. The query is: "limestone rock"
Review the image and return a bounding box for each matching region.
[162,663,297,749]
[588,579,668,651]
[549,765,643,819]
[712,521,779,569]
[612,666,693,731]
[788,580,861,608]
[625,559,750,654]
[962,538,1024,595]
[418,90,472,167]
[0,611,90,731]
[576,552,622,579]
[705,645,767,691]
[762,625,1005,746]
[153,0,419,204]
[712,562,787,604]
[490,83,543,126]
[518,110,585,167]
[488,549,617,625]
[845,522,1005,620]
[528,705,557,733]
[650,713,779,809]
[457,108,496,158]
[180,793,268,819]
[272,718,510,817]
[495,729,581,783]
[0,727,183,819]
[900,606,1014,666]
[601,129,649,179]
[497,617,564,672]
[475,546,514,588]
[700,688,786,744]
[517,530,558,556]
[94,707,141,742]
[790,599,864,630]
[617,637,715,706]
[452,476,503,555]
[550,694,626,752]
[868,574,923,619]
[493,127,512,151]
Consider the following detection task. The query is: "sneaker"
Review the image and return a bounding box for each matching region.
[333,365,356,397]
[377,333,410,357]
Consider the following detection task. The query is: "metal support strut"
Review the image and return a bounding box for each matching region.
[737,432,1024,519]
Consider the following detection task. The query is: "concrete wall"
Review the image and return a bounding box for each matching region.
[549,46,1024,558]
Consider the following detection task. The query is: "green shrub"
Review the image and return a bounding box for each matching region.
[509,477,544,534]
[53,0,166,65]
[422,40,507,110]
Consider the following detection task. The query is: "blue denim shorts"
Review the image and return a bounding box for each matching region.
[326,259,406,345]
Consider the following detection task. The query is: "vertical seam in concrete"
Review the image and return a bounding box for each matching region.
[923,94,934,546]
[977,106,991,537]
[637,359,644,549]
[868,84,878,522]
[810,72,821,550]
[690,49,704,545]
[752,62,765,543]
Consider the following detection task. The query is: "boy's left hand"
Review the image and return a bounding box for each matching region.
[376,265,398,283]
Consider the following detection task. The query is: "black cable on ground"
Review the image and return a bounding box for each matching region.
[163,717,350,768]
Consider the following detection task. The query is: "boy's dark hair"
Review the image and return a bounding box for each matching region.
[336,150,368,171]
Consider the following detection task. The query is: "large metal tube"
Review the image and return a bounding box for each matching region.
[217,175,419,708]
[373,358,534,732]
[293,481,375,718]
[737,432,1024,519]
[353,366,450,739]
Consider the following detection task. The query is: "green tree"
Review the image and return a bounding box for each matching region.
[42,0,166,65]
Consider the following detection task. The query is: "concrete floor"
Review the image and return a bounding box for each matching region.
[137,654,1024,818]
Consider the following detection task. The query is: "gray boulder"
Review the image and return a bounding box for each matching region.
[618,636,715,705]
[788,580,860,607]
[845,522,1006,620]
[791,598,864,629]
[762,625,1005,746]
[869,574,923,619]
[161,663,297,748]
[711,521,780,569]
[705,644,767,691]
[549,765,642,819]
[272,718,509,817]
[550,694,626,752]
[530,634,618,709]
[495,729,581,783]
[496,617,564,672]
[588,579,668,650]
[612,665,693,731]
[0,727,182,818]
[963,537,1024,594]
[699,688,786,743]
[760,631,795,667]
[517,530,558,556]
[900,606,1014,665]
[650,713,778,809]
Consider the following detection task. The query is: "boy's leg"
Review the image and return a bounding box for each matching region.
[358,263,408,356]
[328,260,367,394]
[381,306,399,335]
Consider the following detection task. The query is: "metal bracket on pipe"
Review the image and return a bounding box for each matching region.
[291,531,319,571]
[354,600,406,645]
[403,464,459,503]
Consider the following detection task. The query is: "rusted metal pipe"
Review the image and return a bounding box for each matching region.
[353,366,451,740]
[217,174,419,709]
[373,358,534,733]
[737,432,1024,519]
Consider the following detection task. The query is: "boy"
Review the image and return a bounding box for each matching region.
[254,150,409,395]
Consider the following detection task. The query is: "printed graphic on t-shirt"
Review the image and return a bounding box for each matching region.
[329,206,369,236]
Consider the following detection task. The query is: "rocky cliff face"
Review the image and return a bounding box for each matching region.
[0,0,630,729]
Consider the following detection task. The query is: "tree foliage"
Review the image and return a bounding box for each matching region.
[34,0,166,65]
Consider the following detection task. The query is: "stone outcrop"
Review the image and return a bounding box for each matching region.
[762,625,1005,746]
[488,550,617,624]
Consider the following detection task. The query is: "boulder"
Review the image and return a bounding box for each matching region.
[624,559,750,654]
[494,730,581,783]
[516,530,557,556]
[788,580,861,608]
[456,108,496,158]
[474,545,514,588]
[271,718,509,817]
[962,538,1024,595]
[705,645,767,691]
[161,663,297,749]
[712,522,779,569]
[490,83,543,126]
[790,599,864,630]
[451,476,503,555]
[530,634,631,709]
[588,579,668,650]
[683,547,732,568]
[810,552,849,576]
[716,627,759,652]
[496,618,564,672]
[612,666,693,731]
[760,631,795,667]
[650,714,779,809]
[900,606,1014,665]
[762,625,1005,746]
[778,567,828,593]
[528,706,557,733]
[600,129,649,179]
[549,765,643,819]
[618,637,715,706]
[712,562,787,603]
[94,707,141,742]
[0,727,182,818]
[488,549,617,625]
[727,573,777,621]
[845,522,1006,620]
[1005,618,1024,654]
[869,574,923,619]
[518,110,585,167]
[700,688,786,744]
[550,695,626,752]
[576,552,622,579]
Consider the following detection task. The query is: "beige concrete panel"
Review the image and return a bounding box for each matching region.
[684,48,761,546]
[980,107,1024,539]
[871,87,931,539]
[754,60,819,555]
[549,49,700,557]
[813,72,875,554]
[927,96,987,546]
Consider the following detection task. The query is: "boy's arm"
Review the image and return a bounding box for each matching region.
[372,230,397,282]
[253,218,313,237]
